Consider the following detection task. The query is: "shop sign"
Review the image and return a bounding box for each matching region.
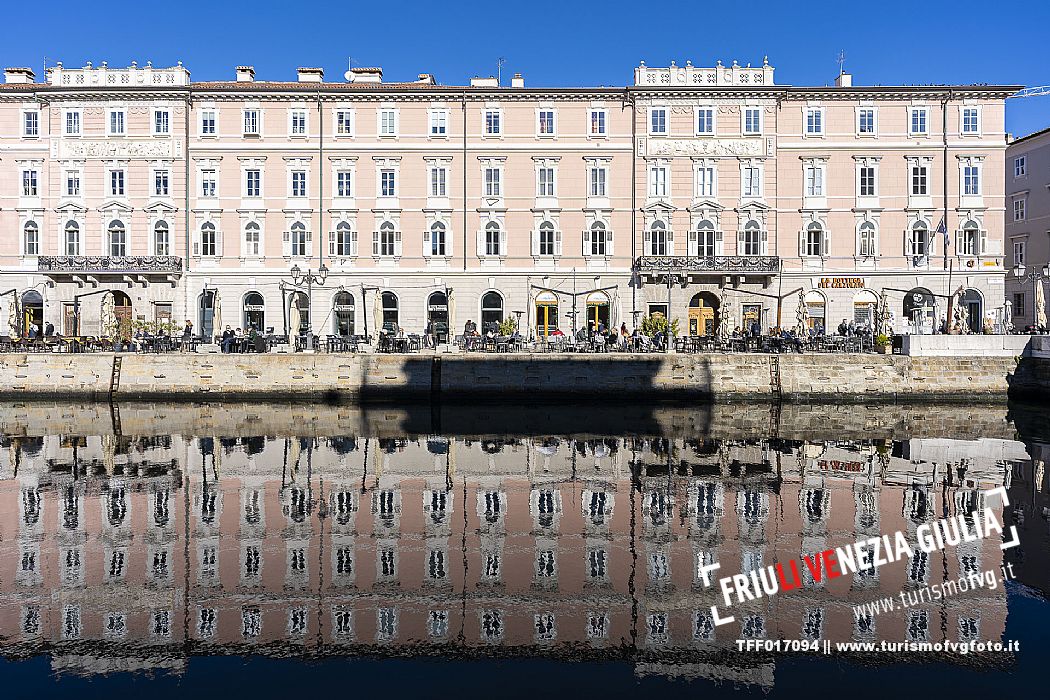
[817,459,865,473]
[817,277,865,289]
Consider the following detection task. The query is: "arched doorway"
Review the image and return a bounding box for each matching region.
[112,290,133,339]
[289,291,310,338]
[243,292,265,332]
[688,292,719,336]
[804,291,827,334]
[903,287,937,334]
[535,291,558,337]
[333,291,355,336]
[381,291,399,332]
[427,291,449,341]
[960,289,983,333]
[20,291,43,337]
[481,291,504,333]
[197,291,215,340]
[586,291,611,331]
[852,290,880,329]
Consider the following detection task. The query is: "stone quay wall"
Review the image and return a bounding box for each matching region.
[0,352,1044,402]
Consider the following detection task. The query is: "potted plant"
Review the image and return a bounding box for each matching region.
[497,317,517,336]
[874,333,891,354]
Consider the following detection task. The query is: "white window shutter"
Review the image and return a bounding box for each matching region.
[394,230,402,257]
[476,230,485,257]
[740,230,747,256]
[798,230,805,257]
[328,230,336,256]
[763,229,770,256]
[903,229,910,257]
[554,229,562,256]
[422,228,431,257]
[818,230,826,257]
[215,228,223,257]
[531,230,540,257]
[445,228,452,257]
[643,229,651,254]
[715,229,723,255]
[607,229,614,256]
[687,229,698,257]
[979,229,988,254]
[372,231,379,257]
[955,230,963,253]
[192,227,201,256]
[351,231,358,257]
[305,230,312,256]
[582,227,591,256]
[282,230,291,257]
[499,228,507,256]
[667,229,674,255]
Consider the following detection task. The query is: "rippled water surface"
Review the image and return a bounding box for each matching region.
[1,400,1048,698]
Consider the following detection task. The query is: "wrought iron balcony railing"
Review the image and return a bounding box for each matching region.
[634,255,781,274]
[38,255,184,274]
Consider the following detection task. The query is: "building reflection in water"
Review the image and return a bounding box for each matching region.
[0,402,1039,685]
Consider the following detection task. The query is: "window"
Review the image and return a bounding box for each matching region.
[290,222,308,256]
[909,108,928,135]
[110,169,125,196]
[538,109,555,135]
[201,109,216,135]
[649,165,667,197]
[484,167,501,197]
[744,107,761,134]
[962,107,979,134]
[246,169,261,197]
[538,167,555,197]
[430,167,446,197]
[696,107,714,134]
[376,221,398,257]
[696,220,716,257]
[23,110,39,136]
[200,222,217,257]
[538,221,557,256]
[66,169,80,197]
[958,223,981,256]
[858,166,876,197]
[742,166,761,197]
[484,221,502,256]
[154,221,170,256]
[589,165,607,197]
[23,222,39,256]
[805,165,824,197]
[1013,292,1025,316]
[338,109,354,135]
[911,164,928,195]
[484,109,501,135]
[909,223,929,260]
[650,107,667,134]
[154,169,169,197]
[21,169,38,197]
[380,169,397,197]
[742,220,763,256]
[244,222,261,256]
[804,223,825,257]
[588,221,609,256]
[696,166,715,197]
[337,170,354,198]
[963,165,980,195]
[154,110,170,135]
[1014,156,1027,177]
[108,220,127,257]
[589,109,606,136]
[201,169,216,198]
[805,108,823,135]
[291,170,307,197]
[858,221,876,257]
[1013,239,1026,266]
[429,222,447,256]
[1014,198,1026,221]
[243,109,260,135]
[290,110,307,135]
[109,110,126,135]
[648,221,669,256]
[429,110,446,136]
[858,108,875,134]
[65,110,81,136]
[379,108,397,135]
[64,221,80,255]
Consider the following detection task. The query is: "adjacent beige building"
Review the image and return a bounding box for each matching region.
[0,59,1019,341]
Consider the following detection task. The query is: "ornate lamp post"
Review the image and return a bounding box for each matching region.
[1012,263,1050,331]
[288,263,328,350]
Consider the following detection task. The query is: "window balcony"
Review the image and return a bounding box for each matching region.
[38,255,184,276]
[634,255,780,275]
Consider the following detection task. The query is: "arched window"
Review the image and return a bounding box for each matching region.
[108,220,126,257]
[696,220,716,257]
[741,220,762,256]
[64,221,81,256]
[429,222,447,257]
[381,291,399,330]
[538,221,556,257]
[200,222,217,257]
[154,221,170,257]
[481,291,504,333]
[804,222,825,257]
[858,221,876,258]
[484,221,503,256]
[243,291,265,332]
[23,221,39,256]
[959,220,982,256]
[333,291,355,336]
[426,291,448,339]
[648,220,668,256]
[376,221,398,257]
[332,221,355,257]
[244,222,261,257]
[290,221,308,257]
[588,221,609,257]
[909,222,929,261]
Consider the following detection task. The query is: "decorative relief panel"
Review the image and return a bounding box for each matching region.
[641,137,773,158]
[52,139,183,160]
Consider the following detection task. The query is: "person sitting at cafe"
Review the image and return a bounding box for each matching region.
[750,320,761,338]
[732,325,742,338]
[221,325,235,353]
[837,319,849,336]
[551,328,565,337]
[464,319,478,336]
[44,321,54,338]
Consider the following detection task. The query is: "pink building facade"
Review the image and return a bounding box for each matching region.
[0,60,1017,340]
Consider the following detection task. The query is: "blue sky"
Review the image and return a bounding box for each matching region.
[4,0,1048,136]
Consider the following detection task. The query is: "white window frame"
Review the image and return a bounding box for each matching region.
[21,168,39,197]
[428,108,447,137]
[588,108,607,137]
[289,109,308,137]
[199,108,217,137]
[695,165,716,198]
[64,109,82,136]
[65,168,81,198]
[378,107,399,137]
[153,168,170,197]
[649,165,668,198]
[108,109,127,136]
[290,169,308,198]
[1014,156,1027,178]
[804,164,825,197]
[857,164,878,197]
[804,107,824,137]
[1013,197,1026,222]
[245,169,262,198]
[483,108,502,136]
[537,108,556,137]
[741,164,763,198]
[244,222,263,258]
[911,163,929,196]
[243,108,261,136]
[483,166,502,198]
[909,107,930,136]
[857,221,878,258]
[1013,238,1027,267]
[335,169,354,198]
[379,168,398,198]
[109,168,126,197]
[334,108,355,137]
[200,168,217,199]
[961,162,982,196]
[649,107,668,135]
[429,165,447,198]
[743,107,762,135]
[153,109,171,136]
[695,106,715,135]
[22,109,39,138]
[537,166,556,198]
[856,107,877,136]
[588,165,607,197]
[959,105,981,136]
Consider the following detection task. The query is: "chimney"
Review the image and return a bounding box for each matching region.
[235,65,255,82]
[835,71,852,88]
[4,67,35,84]
[470,75,499,88]
[297,67,324,83]
[511,73,525,88]
[416,73,436,85]
[349,67,382,83]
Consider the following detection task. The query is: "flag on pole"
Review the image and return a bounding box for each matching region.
[936,216,948,249]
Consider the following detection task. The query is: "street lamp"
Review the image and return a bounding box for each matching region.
[287,263,328,350]
[1012,263,1050,330]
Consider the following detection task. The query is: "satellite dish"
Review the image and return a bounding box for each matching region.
[344,70,354,82]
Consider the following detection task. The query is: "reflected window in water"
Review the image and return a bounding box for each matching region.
[907,609,929,642]
[152,609,171,639]
[647,612,669,645]
[107,486,128,527]
[200,546,217,581]
[242,606,262,639]
[333,607,354,639]
[63,605,81,640]
[802,608,824,641]
[21,487,41,527]
[377,607,398,642]
[480,610,503,642]
[335,547,354,577]
[428,548,448,580]
[428,610,449,639]
[379,547,397,578]
[694,610,715,641]
[62,486,79,531]
[244,545,261,579]
[22,606,40,636]
[198,608,217,639]
[332,491,357,526]
[587,613,609,640]
[244,490,262,525]
[108,550,126,580]
[740,614,766,639]
[535,613,556,642]
[106,613,127,639]
[289,608,308,636]
[536,549,557,578]
[154,488,170,527]
[588,548,608,582]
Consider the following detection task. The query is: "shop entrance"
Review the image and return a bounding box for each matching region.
[535,292,559,337]
[427,291,449,342]
[586,291,611,331]
[687,292,719,336]
[21,290,43,336]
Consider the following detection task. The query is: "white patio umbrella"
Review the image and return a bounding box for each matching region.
[372,291,383,341]
[794,291,808,337]
[7,297,20,337]
[447,289,457,339]
[212,290,222,339]
[288,296,301,340]
[719,306,733,342]
[878,295,891,337]
[1037,280,1047,330]
[100,292,115,338]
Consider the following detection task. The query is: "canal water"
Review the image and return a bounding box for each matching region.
[0,400,1047,698]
